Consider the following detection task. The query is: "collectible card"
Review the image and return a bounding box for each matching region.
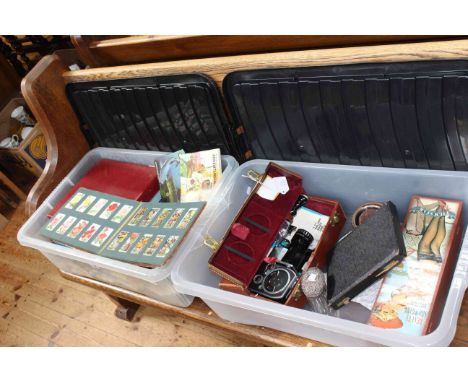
[41,187,206,267]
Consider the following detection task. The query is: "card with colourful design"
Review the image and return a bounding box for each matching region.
[46,213,65,231]
[143,235,165,256]
[176,208,199,229]
[76,195,96,213]
[151,208,172,228]
[156,235,179,258]
[67,219,89,238]
[139,208,160,227]
[131,234,152,255]
[65,192,85,209]
[110,205,134,224]
[128,207,147,226]
[91,227,114,247]
[56,216,77,235]
[107,231,129,251]
[79,223,101,243]
[99,201,120,220]
[87,198,108,216]
[164,208,185,229]
[119,232,140,253]
[41,187,205,268]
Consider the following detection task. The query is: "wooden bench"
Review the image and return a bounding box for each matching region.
[21,38,468,345]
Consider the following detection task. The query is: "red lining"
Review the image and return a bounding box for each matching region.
[209,164,333,287]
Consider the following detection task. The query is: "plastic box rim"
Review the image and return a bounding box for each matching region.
[171,159,468,346]
[17,147,238,284]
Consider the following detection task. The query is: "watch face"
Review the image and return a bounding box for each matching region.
[263,268,291,294]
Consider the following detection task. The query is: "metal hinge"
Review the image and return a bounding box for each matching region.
[330,211,341,227]
[203,235,220,251]
[336,297,350,308]
[243,169,263,184]
[375,259,400,278]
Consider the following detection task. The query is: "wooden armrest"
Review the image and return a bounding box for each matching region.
[21,53,90,217]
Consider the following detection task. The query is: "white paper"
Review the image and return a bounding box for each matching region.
[290,207,330,249]
[272,176,289,194]
[352,279,383,311]
[256,176,279,200]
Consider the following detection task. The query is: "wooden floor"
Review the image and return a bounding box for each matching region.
[0,205,267,346]
[1,204,467,346]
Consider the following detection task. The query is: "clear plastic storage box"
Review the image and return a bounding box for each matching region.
[18,147,238,307]
[172,160,468,346]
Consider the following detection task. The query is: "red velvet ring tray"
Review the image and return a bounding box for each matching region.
[208,162,346,307]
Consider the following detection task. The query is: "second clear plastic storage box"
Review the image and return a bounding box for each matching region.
[18,147,238,307]
[172,160,468,346]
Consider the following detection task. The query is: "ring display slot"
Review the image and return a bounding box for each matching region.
[94,89,137,149]
[163,85,202,151]
[319,80,361,165]
[298,80,340,164]
[454,77,468,159]
[173,85,209,149]
[146,86,186,150]
[120,88,159,151]
[415,77,455,170]
[72,90,115,148]
[225,245,254,262]
[230,84,268,158]
[243,216,270,234]
[238,83,283,160]
[260,82,302,162]
[389,77,429,169]
[134,87,173,152]
[277,81,320,163]
[341,79,382,167]
[442,76,468,171]
[365,78,405,168]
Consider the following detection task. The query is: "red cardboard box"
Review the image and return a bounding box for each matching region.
[48,159,159,218]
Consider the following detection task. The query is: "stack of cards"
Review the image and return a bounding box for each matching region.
[42,188,205,267]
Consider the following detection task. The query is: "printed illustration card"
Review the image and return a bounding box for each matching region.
[368,196,462,336]
[155,149,185,202]
[179,148,222,202]
[41,187,205,268]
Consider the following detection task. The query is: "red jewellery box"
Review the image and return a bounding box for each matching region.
[207,162,345,308]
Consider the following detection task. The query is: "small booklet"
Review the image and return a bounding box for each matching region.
[179,148,222,202]
[155,149,185,202]
[41,188,205,268]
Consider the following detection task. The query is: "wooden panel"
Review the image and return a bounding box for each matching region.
[0,204,294,346]
[0,171,27,201]
[64,39,468,90]
[71,35,451,67]
[21,52,90,217]
[23,39,468,217]
[60,271,326,347]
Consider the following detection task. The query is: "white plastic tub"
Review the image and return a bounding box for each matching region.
[18,147,238,307]
[172,160,468,345]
